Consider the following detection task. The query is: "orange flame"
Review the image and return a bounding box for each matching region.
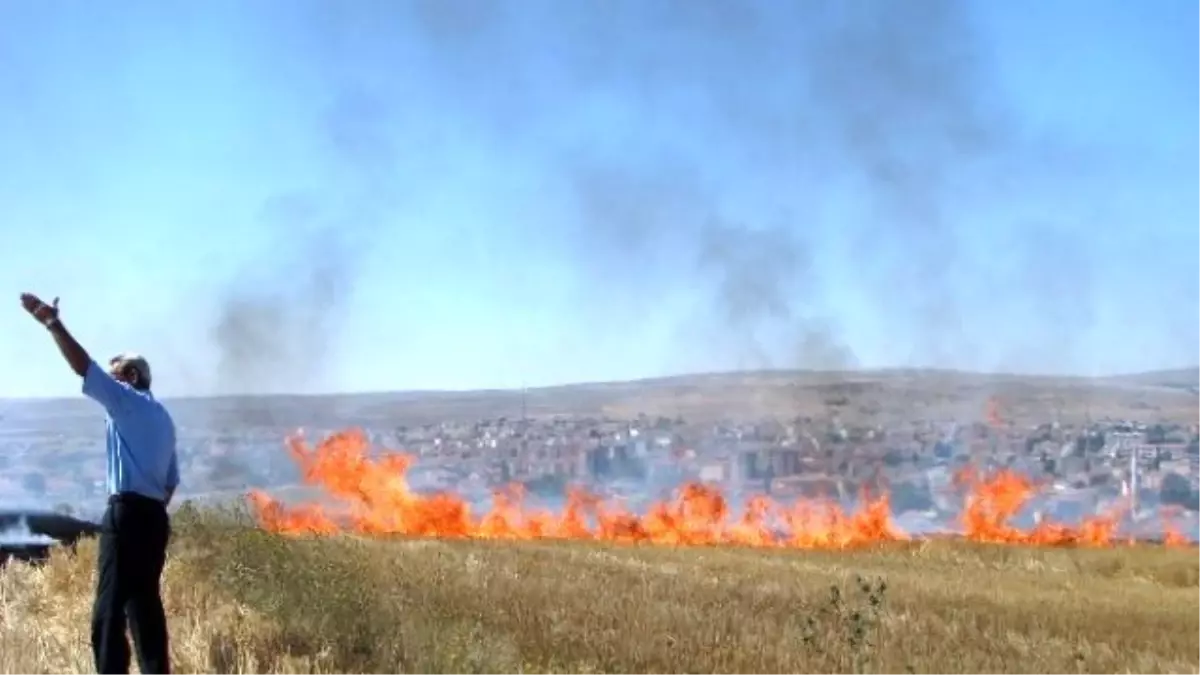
[954,467,1120,546]
[1160,506,1190,547]
[248,429,1191,549]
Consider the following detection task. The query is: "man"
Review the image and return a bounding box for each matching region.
[20,292,177,675]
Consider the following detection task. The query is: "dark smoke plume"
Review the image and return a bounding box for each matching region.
[798,0,1004,366]
[208,0,1157,389]
[518,0,1026,372]
[209,87,397,395]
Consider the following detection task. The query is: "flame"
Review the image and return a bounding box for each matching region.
[953,467,1119,546]
[1160,506,1190,548]
[249,429,1192,549]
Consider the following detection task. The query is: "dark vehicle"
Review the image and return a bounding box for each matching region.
[0,509,100,566]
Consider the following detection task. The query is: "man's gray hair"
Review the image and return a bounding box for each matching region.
[110,352,152,388]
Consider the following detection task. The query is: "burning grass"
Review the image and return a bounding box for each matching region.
[248,429,1190,548]
[1,504,1197,674]
[3,429,1197,672]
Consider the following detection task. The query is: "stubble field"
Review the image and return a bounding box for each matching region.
[1,505,1196,674]
[2,367,1197,672]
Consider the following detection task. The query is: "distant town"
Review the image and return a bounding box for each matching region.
[2,389,1197,540]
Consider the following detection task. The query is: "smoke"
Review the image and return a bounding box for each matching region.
[200,82,405,488]
[195,0,1183,390]
[413,0,1044,374]
[798,0,1004,366]
[0,516,55,546]
[208,86,398,396]
[0,0,1191,404]
[696,218,859,371]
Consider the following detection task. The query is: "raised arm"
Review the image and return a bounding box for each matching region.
[20,294,91,377]
[20,293,137,417]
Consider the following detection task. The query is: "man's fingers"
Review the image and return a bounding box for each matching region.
[17,293,57,318]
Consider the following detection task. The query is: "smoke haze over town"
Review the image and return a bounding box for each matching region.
[0,0,1195,399]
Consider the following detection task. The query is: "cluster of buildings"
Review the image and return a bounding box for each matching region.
[2,402,1198,536]
[287,413,1200,525]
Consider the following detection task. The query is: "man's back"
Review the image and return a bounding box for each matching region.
[83,360,179,502]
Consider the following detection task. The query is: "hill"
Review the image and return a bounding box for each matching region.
[1103,367,1200,393]
[7,366,1196,430]
[182,365,1200,427]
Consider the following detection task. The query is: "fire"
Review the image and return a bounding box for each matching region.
[249,429,1191,549]
[954,467,1120,546]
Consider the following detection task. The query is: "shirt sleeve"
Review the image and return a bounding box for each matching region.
[81,359,134,416]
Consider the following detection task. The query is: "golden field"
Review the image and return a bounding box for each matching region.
[1,504,1197,674]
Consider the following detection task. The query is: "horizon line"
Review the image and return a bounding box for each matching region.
[2,363,1196,405]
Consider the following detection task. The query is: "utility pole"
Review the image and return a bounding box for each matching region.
[1129,444,1140,520]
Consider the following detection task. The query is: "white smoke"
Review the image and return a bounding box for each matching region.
[0,516,56,546]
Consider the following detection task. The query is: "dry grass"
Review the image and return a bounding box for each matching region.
[2,504,1197,674]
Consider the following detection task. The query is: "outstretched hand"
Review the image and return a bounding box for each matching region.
[20,293,60,326]
[21,292,89,377]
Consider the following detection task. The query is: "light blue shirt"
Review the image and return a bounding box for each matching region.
[82,359,179,502]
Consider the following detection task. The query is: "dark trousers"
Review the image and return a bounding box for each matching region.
[92,493,172,674]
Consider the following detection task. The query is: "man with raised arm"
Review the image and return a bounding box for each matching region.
[20,292,177,675]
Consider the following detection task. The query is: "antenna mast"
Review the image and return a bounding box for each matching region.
[1129,443,1140,518]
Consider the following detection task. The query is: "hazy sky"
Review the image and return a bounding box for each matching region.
[0,0,1196,398]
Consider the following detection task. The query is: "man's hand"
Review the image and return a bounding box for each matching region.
[21,292,90,377]
[20,293,60,327]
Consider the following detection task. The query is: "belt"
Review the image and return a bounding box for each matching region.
[108,492,166,507]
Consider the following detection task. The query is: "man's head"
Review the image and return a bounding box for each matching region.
[108,352,152,391]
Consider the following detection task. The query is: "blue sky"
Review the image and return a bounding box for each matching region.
[0,0,1196,398]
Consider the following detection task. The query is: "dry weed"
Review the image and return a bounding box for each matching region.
[2,504,1196,673]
